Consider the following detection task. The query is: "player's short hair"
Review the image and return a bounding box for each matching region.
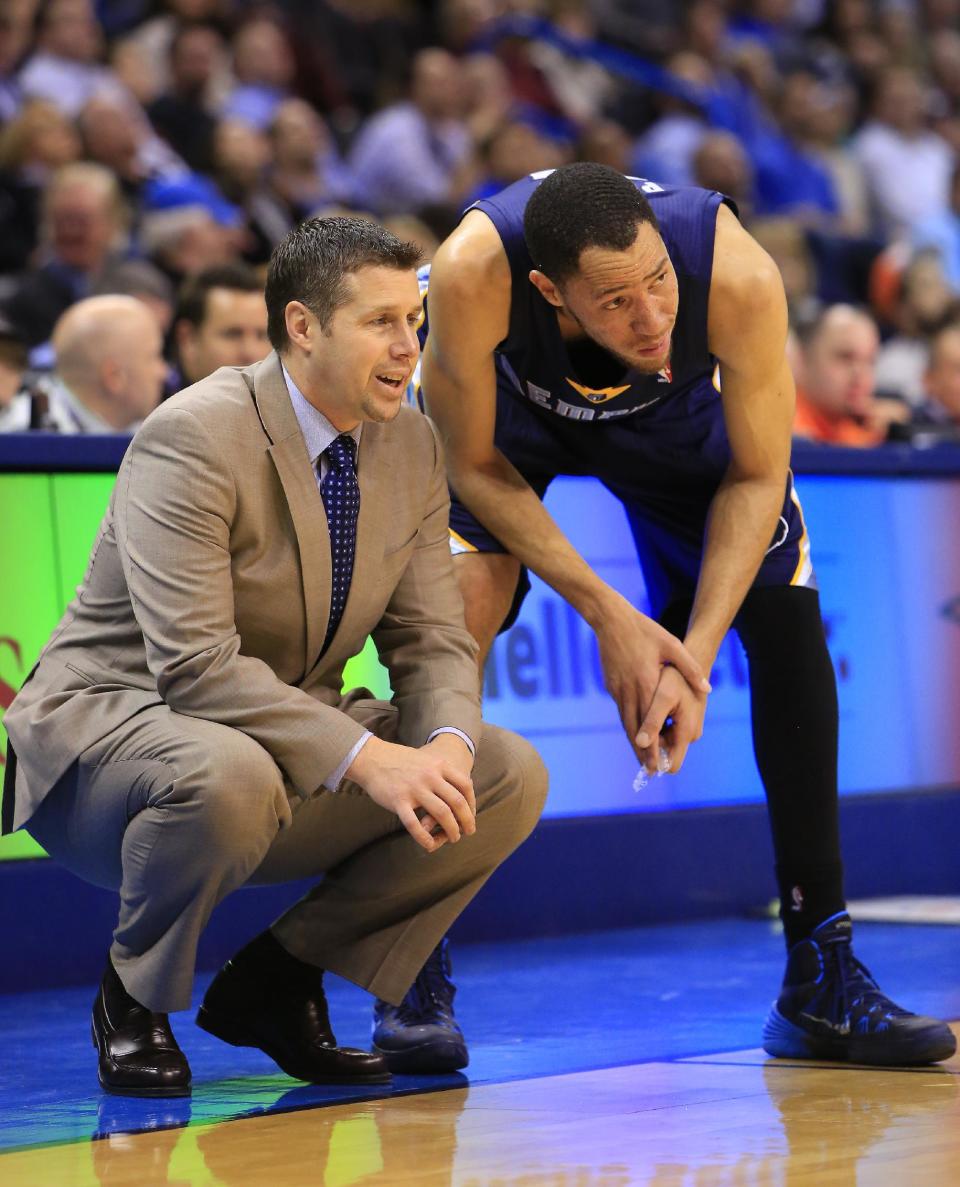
[523,163,659,285]
[175,263,263,329]
[266,216,422,351]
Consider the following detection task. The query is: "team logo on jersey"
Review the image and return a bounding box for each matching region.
[564,377,631,404]
[657,364,672,384]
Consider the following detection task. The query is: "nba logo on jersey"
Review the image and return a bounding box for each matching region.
[657,364,672,384]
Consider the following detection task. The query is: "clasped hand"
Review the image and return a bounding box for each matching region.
[346,733,476,852]
[596,600,711,777]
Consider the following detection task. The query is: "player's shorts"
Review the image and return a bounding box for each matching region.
[447,375,814,629]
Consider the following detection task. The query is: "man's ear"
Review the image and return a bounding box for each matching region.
[284,300,315,352]
[99,356,124,398]
[528,269,564,309]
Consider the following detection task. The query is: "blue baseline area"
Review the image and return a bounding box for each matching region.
[1,920,958,1154]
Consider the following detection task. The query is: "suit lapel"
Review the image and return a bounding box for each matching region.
[253,353,330,676]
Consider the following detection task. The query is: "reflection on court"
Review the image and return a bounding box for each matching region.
[2,1028,957,1187]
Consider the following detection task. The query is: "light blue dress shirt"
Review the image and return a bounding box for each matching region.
[281,365,475,791]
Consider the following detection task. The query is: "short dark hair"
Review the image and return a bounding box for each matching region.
[175,262,263,329]
[265,216,423,351]
[523,163,659,285]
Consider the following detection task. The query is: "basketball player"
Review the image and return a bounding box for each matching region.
[369,163,955,1072]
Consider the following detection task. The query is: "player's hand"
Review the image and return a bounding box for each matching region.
[595,597,711,751]
[635,664,708,776]
[346,735,476,852]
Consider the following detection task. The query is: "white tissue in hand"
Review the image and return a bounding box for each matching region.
[633,746,671,791]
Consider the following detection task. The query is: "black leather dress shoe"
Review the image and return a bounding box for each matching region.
[92,960,192,1097]
[196,931,391,1085]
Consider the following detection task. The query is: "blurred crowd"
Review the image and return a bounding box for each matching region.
[1,0,960,445]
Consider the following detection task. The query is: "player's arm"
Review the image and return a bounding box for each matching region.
[423,211,709,747]
[636,205,794,772]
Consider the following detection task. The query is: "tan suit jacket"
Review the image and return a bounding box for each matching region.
[4,352,481,833]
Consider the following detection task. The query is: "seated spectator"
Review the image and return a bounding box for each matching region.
[852,67,954,238]
[348,48,471,216]
[875,249,959,406]
[173,262,268,387]
[630,52,712,187]
[0,99,82,274]
[92,258,176,337]
[140,203,239,287]
[793,304,905,446]
[0,315,31,432]
[265,98,356,224]
[906,322,960,439]
[2,295,164,433]
[222,15,296,131]
[692,131,754,218]
[0,0,36,124]
[147,22,226,175]
[19,0,128,118]
[2,162,131,349]
[913,159,960,294]
[78,93,186,196]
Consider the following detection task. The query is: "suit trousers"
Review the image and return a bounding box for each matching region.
[26,699,547,1013]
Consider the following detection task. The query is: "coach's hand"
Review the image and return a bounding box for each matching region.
[635,664,708,776]
[595,596,710,753]
[346,735,476,853]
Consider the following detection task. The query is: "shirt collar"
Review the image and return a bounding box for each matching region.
[281,362,362,467]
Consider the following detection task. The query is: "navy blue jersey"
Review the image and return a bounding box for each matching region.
[469,172,731,422]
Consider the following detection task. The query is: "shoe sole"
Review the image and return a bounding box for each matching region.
[196,1006,392,1084]
[373,1038,469,1075]
[92,1022,192,1097]
[762,1006,958,1066]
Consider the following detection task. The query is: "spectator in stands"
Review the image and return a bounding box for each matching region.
[793,304,904,446]
[147,22,225,175]
[0,316,30,431]
[630,52,712,188]
[2,162,130,349]
[0,0,37,123]
[875,249,958,405]
[222,15,296,131]
[173,262,268,387]
[19,0,127,118]
[0,100,82,274]
[349,48,471,216]
[913,159,960,293]
[853,67,955,238]
[692,131,755,217]
[78,93,186,196]
[92,258,176,337]
[1,295,165,433]
[265,98,356,224]
[140,203,239,287]
[912,321,960,436]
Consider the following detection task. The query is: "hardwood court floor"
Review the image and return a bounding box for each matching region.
[1,920,958,1186]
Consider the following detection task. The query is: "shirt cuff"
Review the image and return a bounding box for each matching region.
[425,726,476,756]
[324,731,372,791]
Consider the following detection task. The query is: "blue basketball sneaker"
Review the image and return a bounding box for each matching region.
[762,912,956,1066]
[371,939,468,1074]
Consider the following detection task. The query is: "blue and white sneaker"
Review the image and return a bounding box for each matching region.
[372,939,468,1074]
[763,912,956,1066]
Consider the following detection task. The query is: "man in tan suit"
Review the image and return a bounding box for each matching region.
[1,216,547,1097]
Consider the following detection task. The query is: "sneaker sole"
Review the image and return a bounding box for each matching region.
[196,1006,393,1084]
[373,1038,469,1075]
[762,1006,957,1066]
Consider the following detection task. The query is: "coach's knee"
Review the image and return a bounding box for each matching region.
[476,724,548,842]
[155,733,291,860]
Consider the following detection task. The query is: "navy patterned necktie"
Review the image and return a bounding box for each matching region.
[320,433,360,654]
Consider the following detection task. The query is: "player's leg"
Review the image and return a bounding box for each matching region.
[454,550,522,669]
[737,527,955,1065]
